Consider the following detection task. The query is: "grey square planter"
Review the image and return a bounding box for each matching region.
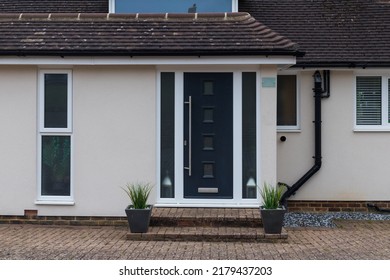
[260,207,286,234]
[125,205,153,233]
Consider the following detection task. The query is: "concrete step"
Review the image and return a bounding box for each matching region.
[128,208,288,242]
[126,226,288,243]
[150,207,262,227]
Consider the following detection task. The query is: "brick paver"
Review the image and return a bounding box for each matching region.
[0,220,389,260]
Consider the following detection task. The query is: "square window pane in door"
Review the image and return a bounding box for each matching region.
[203,162,215,178]
[203,134,214,150]
[203,107,214,123]
[41,136,71,196]
[44,74,68,128]
[203,80,214,95]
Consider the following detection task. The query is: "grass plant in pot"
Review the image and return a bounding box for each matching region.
[122,182,153,233]
[259,183,286,234]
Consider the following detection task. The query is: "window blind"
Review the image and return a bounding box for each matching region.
[356,76,382,125]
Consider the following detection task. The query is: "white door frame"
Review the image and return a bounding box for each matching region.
[156,65,261,207]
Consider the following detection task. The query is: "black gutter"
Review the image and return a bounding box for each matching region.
[280,70,329,206]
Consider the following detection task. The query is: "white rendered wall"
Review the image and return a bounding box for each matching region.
[0,65,157,216]
[0,66,37,215]
[277,70,390,201]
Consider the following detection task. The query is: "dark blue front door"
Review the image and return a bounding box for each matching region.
[184,73,233,198]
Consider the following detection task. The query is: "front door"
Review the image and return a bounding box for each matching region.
[184,73,233,198]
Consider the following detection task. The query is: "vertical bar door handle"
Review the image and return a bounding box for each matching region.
[184,96,192,176]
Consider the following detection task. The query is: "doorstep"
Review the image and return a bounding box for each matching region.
[127,207,288,242]
[126,226,288,242]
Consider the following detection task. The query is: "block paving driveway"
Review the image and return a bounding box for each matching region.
[0,220,389,260]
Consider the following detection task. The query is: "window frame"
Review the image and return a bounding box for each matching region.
[37,70,74,203]
[354,73,390,131]
[39,69,73,133]
[276,72,300,131]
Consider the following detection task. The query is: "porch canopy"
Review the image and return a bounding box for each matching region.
[0,12,301,57]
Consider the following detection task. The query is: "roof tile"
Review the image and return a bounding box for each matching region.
[240,0,390,66]
[0,12,300,56]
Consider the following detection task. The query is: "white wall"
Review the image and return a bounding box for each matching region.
[0,66,37,215]
[0,65,157,216]
[260,65,278,186]
[0,63,285,215]
[277,70,390,201]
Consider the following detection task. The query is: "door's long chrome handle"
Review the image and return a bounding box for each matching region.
[184,96,192,176]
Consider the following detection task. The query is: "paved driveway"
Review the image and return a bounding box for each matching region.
[0,220,389,260]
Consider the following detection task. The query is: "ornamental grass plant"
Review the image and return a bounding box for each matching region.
[122,182,153,209]
[260,183,284,209]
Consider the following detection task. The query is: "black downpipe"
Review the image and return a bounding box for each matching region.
[280,70,328,206]
[367,203,390,213]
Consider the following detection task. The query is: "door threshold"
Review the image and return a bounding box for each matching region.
[154,202,260,208]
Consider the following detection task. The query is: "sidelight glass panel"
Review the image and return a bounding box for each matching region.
[41,136,71,196]
[160,72,175,198]
[242,72,257,199]
[44,74,68,128]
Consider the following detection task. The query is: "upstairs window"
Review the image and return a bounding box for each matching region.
[110,0,237,13]
[355,75,390,130]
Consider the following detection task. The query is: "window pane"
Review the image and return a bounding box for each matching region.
[356,76,382,125]
[203,107,214,123]
[203,81,214,95]
[242,72,257,199]
[115,0,232,13]
[203,162,215,178]
[44,74,68,128]
[41,136,71,196]
[277,75,297,126]
[160,73,175,198]
[203,134,214,150]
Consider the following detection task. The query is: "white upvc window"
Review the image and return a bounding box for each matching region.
[355,75,390,131]
[37,70,73,203]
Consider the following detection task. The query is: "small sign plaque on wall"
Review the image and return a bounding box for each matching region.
[262,77,276,88]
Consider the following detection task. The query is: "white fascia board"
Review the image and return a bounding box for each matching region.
[0,56,296,66]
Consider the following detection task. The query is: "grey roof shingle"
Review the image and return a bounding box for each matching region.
[240,0,390,67]
[0,13,300,57]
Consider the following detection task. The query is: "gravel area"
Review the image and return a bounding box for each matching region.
[283,212,390,227]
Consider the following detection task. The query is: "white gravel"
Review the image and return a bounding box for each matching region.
[283,212,390,227]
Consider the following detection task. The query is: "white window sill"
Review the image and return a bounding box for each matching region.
[35,200,75,206]
[277,129,301,133]
[354,127,390,132]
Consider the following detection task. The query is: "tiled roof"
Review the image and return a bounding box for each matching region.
[0,0,108,13]
[240,0,390,67]
[0,13,299,57]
